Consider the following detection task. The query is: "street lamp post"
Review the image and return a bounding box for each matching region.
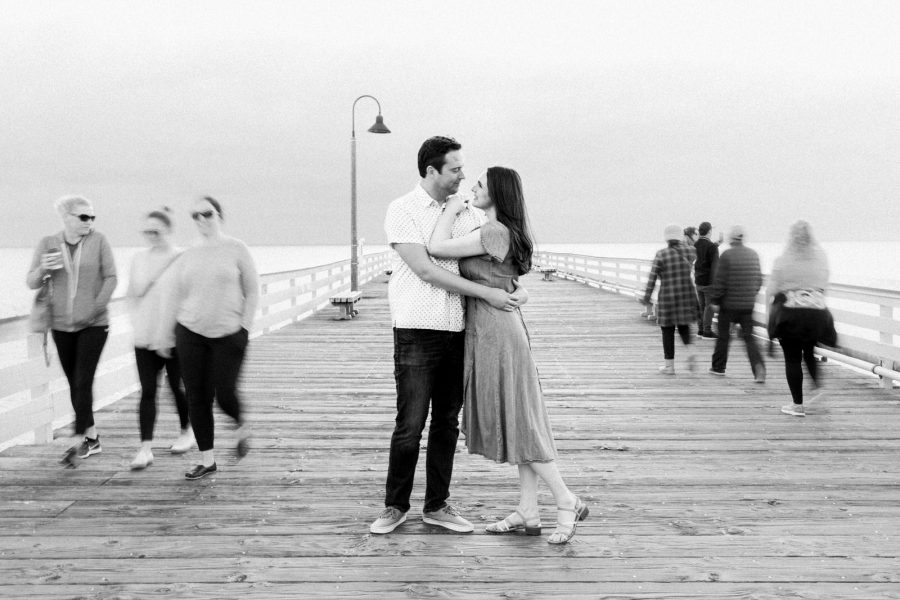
[350,95,390,292]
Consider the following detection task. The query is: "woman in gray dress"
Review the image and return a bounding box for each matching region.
[428,166,588,544]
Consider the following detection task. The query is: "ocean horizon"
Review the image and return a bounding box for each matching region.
[3,241,900,321]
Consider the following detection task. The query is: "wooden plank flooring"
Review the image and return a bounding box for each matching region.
[2,272,899,599]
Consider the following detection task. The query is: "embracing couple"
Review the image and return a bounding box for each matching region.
[369,136,588,545]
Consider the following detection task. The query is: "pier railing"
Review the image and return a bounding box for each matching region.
[0,250,392,449]
[534,251,900,387]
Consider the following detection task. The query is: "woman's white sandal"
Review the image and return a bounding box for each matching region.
[485,510,542,536]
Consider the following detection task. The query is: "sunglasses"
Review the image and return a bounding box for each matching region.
[71,214,96,222]
[191,210,216,221]
[142,229,161,236]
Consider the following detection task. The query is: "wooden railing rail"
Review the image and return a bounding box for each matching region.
[0,250,393,448]
[534,250,900,387]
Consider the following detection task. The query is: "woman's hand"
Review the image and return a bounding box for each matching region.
[444,194,467,215]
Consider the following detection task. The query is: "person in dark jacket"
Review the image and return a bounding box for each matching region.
[708,225,765,381]
[642,224,698,375]
[693,221,720,338]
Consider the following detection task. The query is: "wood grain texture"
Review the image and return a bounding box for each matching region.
[2,272,899,599]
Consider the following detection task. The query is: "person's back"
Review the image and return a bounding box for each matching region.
[694,236,718,286]
[715,242,762,312]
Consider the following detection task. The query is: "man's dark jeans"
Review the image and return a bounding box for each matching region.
[696,285,716,334]
[711,309,763,375]
[385,328,465,514]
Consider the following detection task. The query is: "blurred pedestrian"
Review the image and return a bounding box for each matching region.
[642,224,698,375]
[127,207,192,470]
[707,226,765,381]
[694,221,720,338]
[768,221,834,416]
[26,195,117,467]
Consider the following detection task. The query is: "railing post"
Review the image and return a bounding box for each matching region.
[879,304,894,389]
[27,333,53,444]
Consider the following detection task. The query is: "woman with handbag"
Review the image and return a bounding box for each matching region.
[26,195,117,467]
[768,220,832,417]
[127,207,192,470]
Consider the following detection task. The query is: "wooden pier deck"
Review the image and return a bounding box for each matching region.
[2,272,899,599]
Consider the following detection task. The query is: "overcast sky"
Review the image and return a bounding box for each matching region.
[3,0,899,247]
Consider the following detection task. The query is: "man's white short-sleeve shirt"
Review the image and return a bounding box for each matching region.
[384,184,483,331]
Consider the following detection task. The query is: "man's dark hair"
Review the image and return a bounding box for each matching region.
[417,136,462,178]
[699,221,711,236]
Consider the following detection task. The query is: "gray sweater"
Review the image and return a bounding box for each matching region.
[27,231,118,331]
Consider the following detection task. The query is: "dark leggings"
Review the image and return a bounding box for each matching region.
[661,325,692,359]
[52,326,109,436]
[779,338,818,404]
[135,347,190,441]
[175,324,248,452]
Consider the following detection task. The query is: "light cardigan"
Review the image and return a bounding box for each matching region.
[768,247,830,301]
[127,246,182,350]
[26,231,117,332]
[160,236,259,344]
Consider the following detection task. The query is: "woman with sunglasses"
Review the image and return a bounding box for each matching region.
[162,196,259,480]
[126,207,193,470]
[26,195,117,467]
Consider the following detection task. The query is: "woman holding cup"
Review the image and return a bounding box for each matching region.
[26,195,117,467]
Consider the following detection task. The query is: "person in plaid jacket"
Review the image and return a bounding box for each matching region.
[642,224,699,375]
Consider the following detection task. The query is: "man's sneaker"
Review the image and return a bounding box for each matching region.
[130,448,154,470]
[658,365,675,375]
[701,331,718,339]
[59,446,80,469]
[185,463,217,480]
[708,368,726,376]
[77,436,102,459]
[370,507,407,534]
[781,404,806,417]
[422,504,474,533]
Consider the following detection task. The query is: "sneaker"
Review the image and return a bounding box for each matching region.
[370,507,407,534]
[77,436,102,459]
[781,404,806,417]
[130,448,154,470]
[185,463,217,480]
[708,368,726,376]
[59,446,80,469]
[658,365,675,375]
[422,504,474,533]
[169,430,195,454]
[701,331,718,339]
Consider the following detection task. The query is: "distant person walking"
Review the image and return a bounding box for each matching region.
[707,226,765,381]
[127,208,192,470]
[694,221,720,338]
[26,195,117,467]
[768,221,834,417]
[370,137,524,536]
[428,166,589,544]
[163,197,259,480]
[642,224,698,375]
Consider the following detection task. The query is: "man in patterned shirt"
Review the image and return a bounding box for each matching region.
[370,136,524,535]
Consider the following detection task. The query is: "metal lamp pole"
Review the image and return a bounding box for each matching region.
[350,95,390,292]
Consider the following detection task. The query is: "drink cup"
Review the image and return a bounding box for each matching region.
[43,249,63,270]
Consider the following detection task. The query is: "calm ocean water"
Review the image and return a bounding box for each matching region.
[2,241,899,321]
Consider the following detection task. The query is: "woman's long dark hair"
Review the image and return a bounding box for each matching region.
[486,166,533,275]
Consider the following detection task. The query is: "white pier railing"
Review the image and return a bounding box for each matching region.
[0,250,392,450]
[534,251,900,387]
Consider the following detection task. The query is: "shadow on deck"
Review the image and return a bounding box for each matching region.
[1,272,899,599]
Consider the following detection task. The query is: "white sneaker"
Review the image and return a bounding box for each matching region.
[170,430,195,454]
[130,448,154,470]
[422,504,474,533]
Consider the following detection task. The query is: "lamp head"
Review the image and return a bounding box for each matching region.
[368,115,391,134]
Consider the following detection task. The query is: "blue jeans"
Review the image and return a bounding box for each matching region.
[385,328,465,513]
